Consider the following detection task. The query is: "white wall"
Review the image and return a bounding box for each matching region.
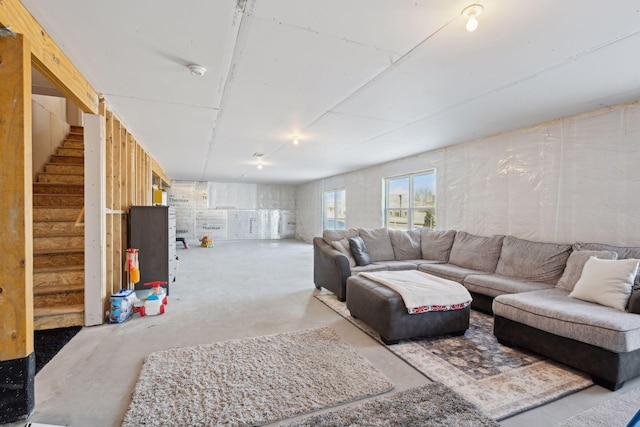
[296,100,640,247]
[168,181,296,243]
[32,94,70,180]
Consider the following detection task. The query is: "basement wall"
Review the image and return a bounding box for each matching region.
[168,181,296,243]
[296,100,640,247]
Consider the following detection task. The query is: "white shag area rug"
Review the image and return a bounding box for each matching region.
[556,386,640,426]
[282,382,499,427]
[122,327,393,426]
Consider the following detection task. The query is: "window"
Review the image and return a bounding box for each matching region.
[385,171,435,230]
[323,189,346,230]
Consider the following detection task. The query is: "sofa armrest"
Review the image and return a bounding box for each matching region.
[313,237,351,301]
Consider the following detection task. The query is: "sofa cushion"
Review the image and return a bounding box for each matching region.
[389,229,421,261]
[349,236,371,266]
[330,238,356,268]
[418,263,491,284]
[463,274,554,298]
[556,250,619,291]
[495,236,572,284]
[401,259,446,267]
[448,231,504,273]
[351,264,388,276]
[420,229,456,262]
[574,242,640,287]
[359,228,395,262]
[493,288,640,353]
[322,228,359,244]
[569,257,639,311]
[373,261,419,271]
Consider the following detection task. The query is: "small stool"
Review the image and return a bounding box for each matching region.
[346,274,470,344]
[176,237,189,249]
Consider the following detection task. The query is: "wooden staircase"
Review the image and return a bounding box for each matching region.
[33,125,85,330]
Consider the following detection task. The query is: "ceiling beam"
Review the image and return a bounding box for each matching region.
[0,0,99,113]
[152,157,171,188]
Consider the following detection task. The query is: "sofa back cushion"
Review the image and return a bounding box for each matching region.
[495,236,572,284]
[556,250,618,291]
[420,229,456,262]
[322,228,358,244]
[448,231,504,273]
[348,236,372,266]
[359,228,395,262]
[389,229,421,260]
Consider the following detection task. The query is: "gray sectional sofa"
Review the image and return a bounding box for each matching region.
[313,227,640,390]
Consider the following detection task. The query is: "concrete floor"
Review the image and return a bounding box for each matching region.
[4,239,639,426]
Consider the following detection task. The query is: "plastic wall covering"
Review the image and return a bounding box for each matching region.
[168,181,296,243]
[296,101,640,247]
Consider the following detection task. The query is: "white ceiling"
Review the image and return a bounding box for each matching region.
[20,0,640,184]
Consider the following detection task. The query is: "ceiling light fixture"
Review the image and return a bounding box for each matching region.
[292,136,300,145]
[253,152,265,169]
[461,4,484,32]
[187,64,206,76]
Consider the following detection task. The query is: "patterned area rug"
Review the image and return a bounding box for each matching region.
[316,294,593,421]
[122,327,393,426]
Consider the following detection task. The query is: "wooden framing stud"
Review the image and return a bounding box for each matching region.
[0,33,35,423]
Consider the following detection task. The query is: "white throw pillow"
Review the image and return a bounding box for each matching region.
[556,250,618,291]
[569,257,639,311]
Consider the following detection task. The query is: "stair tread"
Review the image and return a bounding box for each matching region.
[34,206,82,208]
[34,193,84,196]
[37,172,84,177]
[34,265,84,273]
[44,163,84,169]
[34,304,84,316]
[33,217,82,224]
[34,183,84,187]
[34,283,84,295]
[33,219,84,227]
[33,232,83,237]
[34,247,84,255]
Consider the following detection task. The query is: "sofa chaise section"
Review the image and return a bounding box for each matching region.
[494,288,640,390]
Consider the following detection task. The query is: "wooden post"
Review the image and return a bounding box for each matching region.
[0,34,35,423]
[83,114,106,326]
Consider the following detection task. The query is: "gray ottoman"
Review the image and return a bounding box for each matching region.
[346,274,470,344]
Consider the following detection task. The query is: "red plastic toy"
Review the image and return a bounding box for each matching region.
[138,281,168,316]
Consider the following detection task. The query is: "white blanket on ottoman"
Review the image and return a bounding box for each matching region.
[360,270,472,314]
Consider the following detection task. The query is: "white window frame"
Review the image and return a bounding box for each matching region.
[323,189,346,230]
[384,170,436,230]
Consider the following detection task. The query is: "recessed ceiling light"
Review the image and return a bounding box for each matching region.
[292,136,300,145]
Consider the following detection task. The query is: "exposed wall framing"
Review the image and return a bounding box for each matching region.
[100,100,152,305]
